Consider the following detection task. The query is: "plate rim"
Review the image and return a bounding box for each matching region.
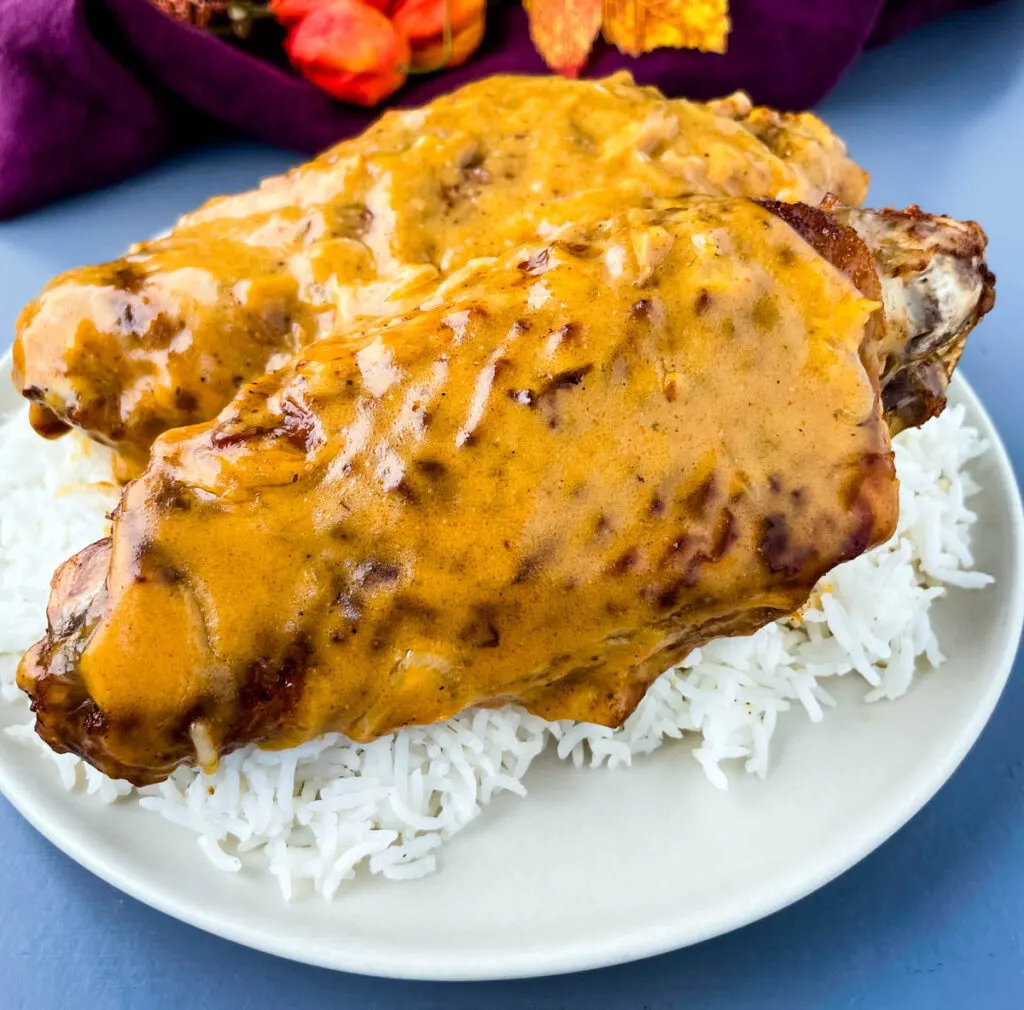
[1,359,1022,981]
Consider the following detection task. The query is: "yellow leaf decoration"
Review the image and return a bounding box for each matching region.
[525,0,731,75]
[602,0,730,56]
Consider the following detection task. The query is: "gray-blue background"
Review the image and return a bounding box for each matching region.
[2,4,1022,1005]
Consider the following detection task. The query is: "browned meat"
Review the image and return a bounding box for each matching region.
[11,73,868,479]
[17,196,992,785]
[840,204,995,432]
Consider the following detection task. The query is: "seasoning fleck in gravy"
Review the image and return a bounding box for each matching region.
[13,74,867,478]
[20,199,904,784]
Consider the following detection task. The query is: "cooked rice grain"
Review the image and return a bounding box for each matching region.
[0,405,992,898]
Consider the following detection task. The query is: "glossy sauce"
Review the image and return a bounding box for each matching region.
[13,74,868,478]
[20,199,896,783]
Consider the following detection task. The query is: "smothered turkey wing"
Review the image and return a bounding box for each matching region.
[19,196,992,785]
[13,73,867,477]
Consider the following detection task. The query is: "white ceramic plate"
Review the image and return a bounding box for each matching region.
[0,360,1021,981]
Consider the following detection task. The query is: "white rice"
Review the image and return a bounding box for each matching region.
[0,405,992,898]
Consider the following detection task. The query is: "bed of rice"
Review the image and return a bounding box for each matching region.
[0,405,992,899]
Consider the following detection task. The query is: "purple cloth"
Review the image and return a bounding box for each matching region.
[0,0,993,218]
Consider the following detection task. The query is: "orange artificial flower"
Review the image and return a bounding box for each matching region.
[390,0,486,69]
[270,0,325,24]
[283,0,410,106]
[270,0,388,25]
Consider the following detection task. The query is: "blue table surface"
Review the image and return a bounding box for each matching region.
[3,5,1024,1007]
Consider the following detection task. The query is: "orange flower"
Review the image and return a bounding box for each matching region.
[270,0,388,25]
[283,0,410,106]
[390,0,486,69]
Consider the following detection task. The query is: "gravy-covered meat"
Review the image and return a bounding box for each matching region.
[13,73,867,478]
[18,197,992,786]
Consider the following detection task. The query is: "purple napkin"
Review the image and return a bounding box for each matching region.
[0,0,992,218]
